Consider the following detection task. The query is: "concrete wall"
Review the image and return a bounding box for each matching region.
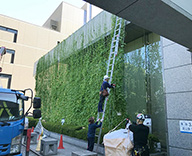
[61,2,84,36]
[34,11,113,74]
[43,2,63,32]
[43,2,102,38]
[81,3,102,24]
[170,0,192,15]
[0,14,66,112]
[43,2,84,38]
[0,3,102,112]
[162,37,192,156]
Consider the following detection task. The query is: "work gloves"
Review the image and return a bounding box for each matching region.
[111,83,116,88]
[97,118,104,122]
[97,118,100,122]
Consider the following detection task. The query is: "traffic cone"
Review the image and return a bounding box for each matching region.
[58,135,64,149]
[31,127,34,132]
[36,128,43,152]
[36,135,42,152]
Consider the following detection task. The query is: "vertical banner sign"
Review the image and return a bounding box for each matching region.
[180,120,192,134]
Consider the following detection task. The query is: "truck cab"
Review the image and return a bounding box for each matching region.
[0,88,41,156]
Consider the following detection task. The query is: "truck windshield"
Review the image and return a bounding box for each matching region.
[0,92,24,121]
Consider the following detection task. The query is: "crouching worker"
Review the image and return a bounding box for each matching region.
[87,117,103,151]
[129,114,149,156]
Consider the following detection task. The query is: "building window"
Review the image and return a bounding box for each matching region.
[84,10,87,24]
[6,49,15,64]
[0,74,12,88]
[0,26,18,43]
[89,4,92,20]
[124,33,166,150]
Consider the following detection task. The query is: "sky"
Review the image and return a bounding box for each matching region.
[0,0,86,26]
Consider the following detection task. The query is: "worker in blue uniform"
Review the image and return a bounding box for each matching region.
[87,117,103,151]
[98,75,115,112]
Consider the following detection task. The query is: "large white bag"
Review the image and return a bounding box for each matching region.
[104,129,133,156]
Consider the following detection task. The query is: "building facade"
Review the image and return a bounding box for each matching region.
[83,1,192,155]
[0,1,102,111]
[162,37,192,156]
[35,6,192,154]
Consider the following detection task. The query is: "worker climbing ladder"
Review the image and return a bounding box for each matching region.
[96,16,123,151]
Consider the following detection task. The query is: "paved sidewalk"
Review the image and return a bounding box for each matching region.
[27,132,104,156]
[25,132,166,156]
[30,141,103,156]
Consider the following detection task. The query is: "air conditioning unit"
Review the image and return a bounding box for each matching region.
[50,20,58,31]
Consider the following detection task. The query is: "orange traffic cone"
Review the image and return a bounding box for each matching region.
[36,128,43,152]
[31,127,34,132]
[58,135,64,149]
[36,135,42,152]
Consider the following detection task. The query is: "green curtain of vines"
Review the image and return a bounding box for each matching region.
[35,18,127,129]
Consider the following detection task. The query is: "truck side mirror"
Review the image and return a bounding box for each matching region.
[33,97,41,108]
[33,110,41,118]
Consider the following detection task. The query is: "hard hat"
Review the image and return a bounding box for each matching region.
[136,113,145,120]
[104,75,110,80]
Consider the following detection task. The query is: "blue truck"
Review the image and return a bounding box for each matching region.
[0,88,41,156]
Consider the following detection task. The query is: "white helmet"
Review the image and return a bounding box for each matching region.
[104,75,110,80]
[136,113,145,120]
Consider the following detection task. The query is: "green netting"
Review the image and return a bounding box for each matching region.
[35,11,126,129]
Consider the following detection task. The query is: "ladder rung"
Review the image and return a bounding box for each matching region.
[112,38,117,41]
[109,54,115,57]
[111,50,116,53]
[108,58,113,62]
[110,51,117,55]
[112,40,118,42]
[116,23,121,26]
[115,30,120,34]
[115,25,120,29]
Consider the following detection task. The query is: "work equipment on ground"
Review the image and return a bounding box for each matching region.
[104,129,133,156]
[95,16,123,151]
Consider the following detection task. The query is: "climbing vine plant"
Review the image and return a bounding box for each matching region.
[35,15,127,129]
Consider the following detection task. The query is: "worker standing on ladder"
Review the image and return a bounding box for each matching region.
[128,114,149,156]
[98,75,115,112]
[87,117,103,151]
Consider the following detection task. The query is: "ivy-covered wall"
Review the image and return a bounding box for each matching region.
[35,12,127,129]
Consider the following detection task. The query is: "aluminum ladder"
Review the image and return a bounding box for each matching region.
[96,16,122,151]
